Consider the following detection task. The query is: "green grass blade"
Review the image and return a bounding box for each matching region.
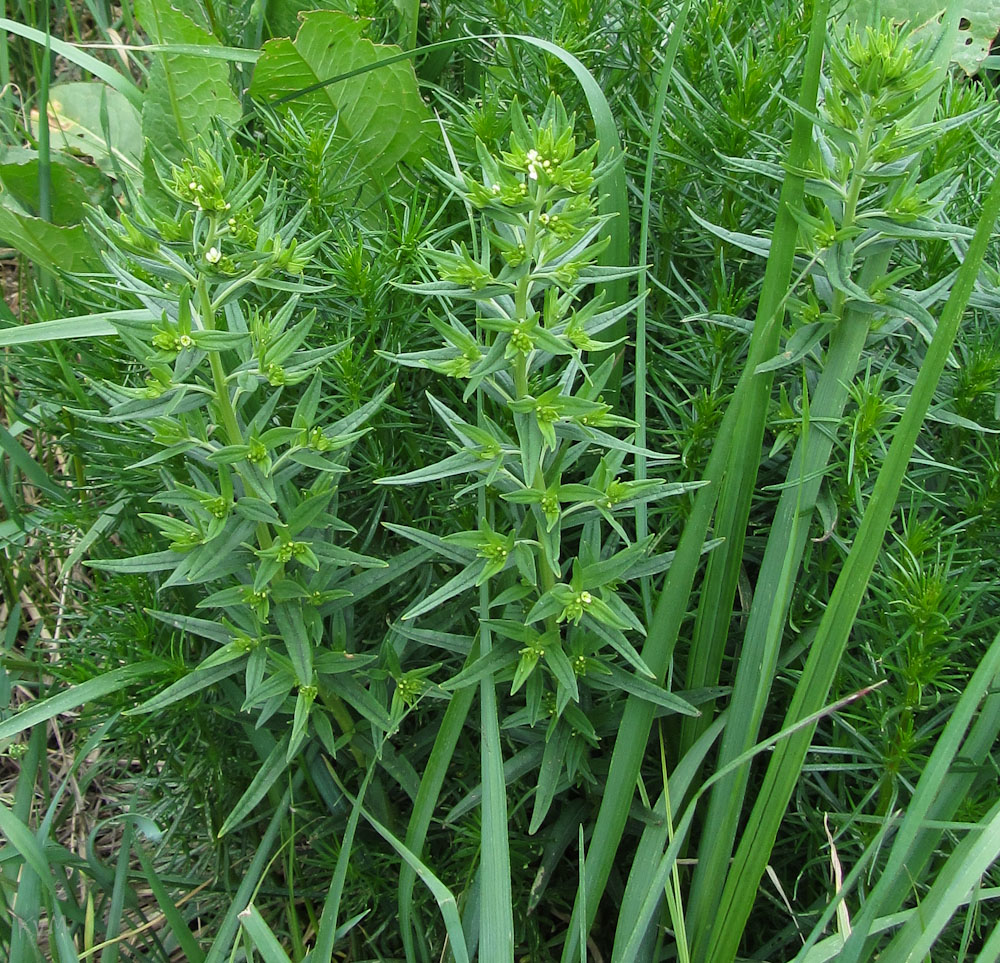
[877,801,1000,963]
[973,914,1000,963]
[51,907,82,963]
[130,842,208,963]
[0,311,151,347]
[0,0,10,138]
[687,16,964,951]
[203,787,293,963]
[687,301,873,952]
[871,667,1000,927]
[238,905,294,963]
[399,654,477,961]
[0,421,60,496]
[36,23,51,224]
[634,0,693,565]
[615,685,885,963]
[613,715,726,958]
[478,478,513,960]
[702,155,1000,963]
[59,500,126,576]
[396,0,419,49]
[678,0,828,756]
[559,5,827,954]
[836,626,1000,961]
[331,768,471,963]
[560,369,737,962]
[0,798,58,899]
[100,819,132,963]
[310,762,376,963]
[0,662,163,741]
[217,732,291,837]
[0,18,141,107]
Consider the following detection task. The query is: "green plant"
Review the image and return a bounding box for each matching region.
[3,1,1000,961]
[377,93,705,956]
[82,133,398,790]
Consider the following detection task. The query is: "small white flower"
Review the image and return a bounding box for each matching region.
[526,149,540,162]
[528,165,539,181]
[205,246,222,264]
[188,180,198,190]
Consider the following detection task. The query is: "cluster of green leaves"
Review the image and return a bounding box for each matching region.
[381,94,704,822]
[82,135,402,770]
[3,0,1000,962]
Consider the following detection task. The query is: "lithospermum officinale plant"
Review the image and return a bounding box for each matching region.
[84,136,393,816]
[379,96,703,833]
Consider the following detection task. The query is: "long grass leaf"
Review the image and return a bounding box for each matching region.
[687,14,964,952]
[218,733,291,838]
[559,4,827,955]
[703,137,1000,963]
[612,715,726,957]
[478,477,513,959]
[878,801,1000,963]
[0,18,141,106]
[634,0,693,572]
[560,356,737,961]
[51,908,82,963]
[0,310,150,346]
[0,421,60,496]
[836,627,1000,961]
[615,685,885,963]
[0,662,162,741]
[678,0,828,756]
[0,799,57,898]
[133,845,207,963]
[973,915,1000,963]
[203,787,293,963]
[311,764,376,963]
[400,653,478,961]
[100,819,132,963]
[37,23,51,224]
[329,767,471,963]
[238,906,294,963]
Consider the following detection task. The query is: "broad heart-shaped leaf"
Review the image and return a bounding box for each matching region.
[136,0,242,159]
[842,0,1000,75]
[0,202,100,272]
[263,0,352,39]
[44,82,143,174]
[249,11,433,178]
